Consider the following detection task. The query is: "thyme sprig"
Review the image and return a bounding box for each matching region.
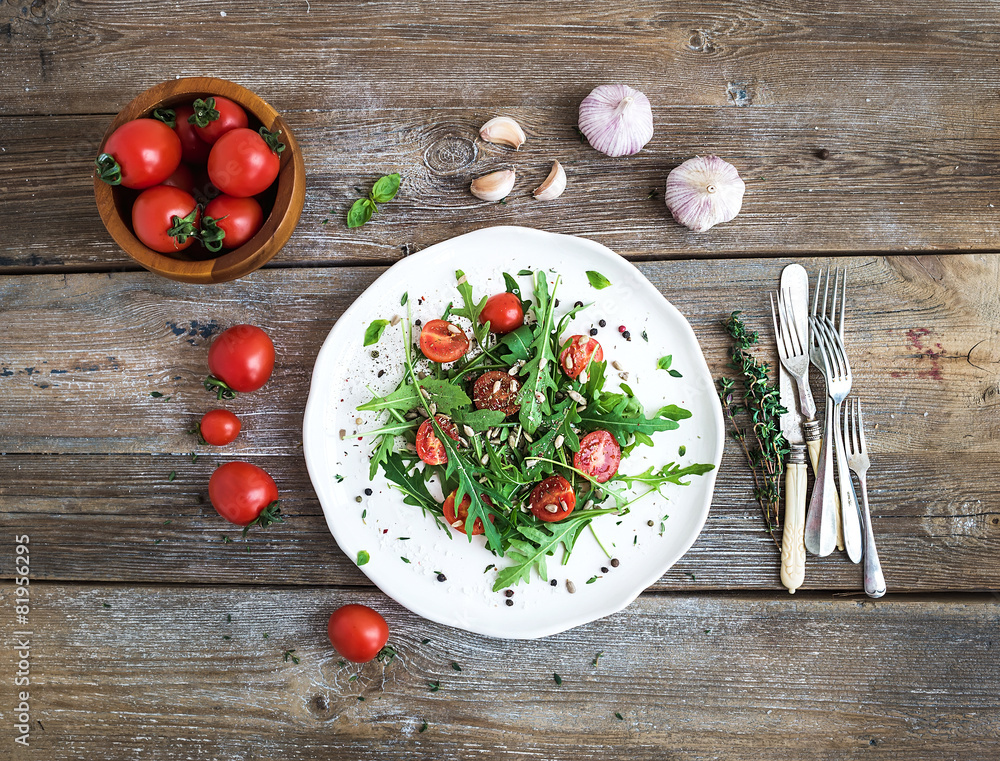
[718,311,788,547]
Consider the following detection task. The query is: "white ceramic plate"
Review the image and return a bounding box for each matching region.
[303,226,723,639]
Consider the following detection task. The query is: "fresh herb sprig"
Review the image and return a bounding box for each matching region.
[718,311,788,546]
[348,173,401,228]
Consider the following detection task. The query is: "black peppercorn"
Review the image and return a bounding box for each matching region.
[504,589,514,598]
[550,579,557,586]
[364,488,372,496]
[589,327,598,336]
[817,148,830,160]
[600,566,609,574]
[505,599,514,606]
[598,319,606,327]
[436,573,447,582]
[622,330,631,340]
[574,300,583,308]
[414,319,422,326]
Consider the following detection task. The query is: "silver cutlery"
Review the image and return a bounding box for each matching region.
[844,398,887,598]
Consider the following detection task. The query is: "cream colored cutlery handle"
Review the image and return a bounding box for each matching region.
[780,461,808,594]
[807,435,844,551]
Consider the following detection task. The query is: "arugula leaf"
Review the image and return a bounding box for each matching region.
[657,355,672,371]
[369,433,395,480]
[492,507,619,591]
[498,325,534,365]
[435,424,504,553]
[371,173,401,204]
[515,272,559,434]
[381,452,439,514]
[502,272,522,300]
[358,377,471,415]
[364,319,390,346]
[656,404,692,421]
[451,270,489,347]
[578,397,681,442]
[615,462,715,490]
[586,270,612,290]
[451,408,506,432]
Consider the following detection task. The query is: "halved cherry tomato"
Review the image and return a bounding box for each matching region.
[529,475,576,522]
[328,604,389,663]
[203,194,265,250]
[559,335,604,379]
[208,127,281,198]
[170,104,212,164]
[190,96,248,145]
[479,292,524,335]
[131,185,199,253]
[207,324,275,394]
[472,370,520,416]
[97,118,182,189]
[160,162,196,194]
[442,489,496,535]
[208,461,282,530]
[200,409,241,446]
[415,415,460,465]
[419,319,469,363]
[574,429,621,483]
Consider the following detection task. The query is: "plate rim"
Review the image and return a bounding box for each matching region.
[302,225,724,639]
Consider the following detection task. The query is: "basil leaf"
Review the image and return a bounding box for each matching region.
[363,319,390,346]
[586,270,612,290]
[657,355,673,371]
[347,197,375,228]
[370,173,401,204]
[668,369,683,378]
[356,550,371,566]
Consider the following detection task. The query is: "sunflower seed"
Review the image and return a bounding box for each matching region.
[577,335,590,348]
[554,434,564,449]
[390,315,401,326]
[447,324,462,335]
[417,407,431,417]
[544,503,559,513]
[510,380,519,393]
[523,431,534,443]
[612,360,625,371]
[583,499,594,510]
[567,389,586,404]
[578,371,588,384]
[457,436,469,447]
[456,274,468,286]
[518,359,526,367]
[566,355,574,370]
[480,453,490,466]
[524,458,539,468]
[534,391,545,404]
[429,402,437,416]
[463,425,476,438]
[560,500,569,512]
[404,411,419,420]
[566,580,577,594]
[508,365,519,376]
[577,404,588,413]
[417,371,429,380]
[509,433,519,449]
[538,356,547,370]
[452,520,464,528]
[420,387,430,399]
[492,380,502,394]
[618,372,629,381]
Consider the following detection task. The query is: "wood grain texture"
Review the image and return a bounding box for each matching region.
[1,256,997,590]
[2,583,997,760]
[3,0,1000,266]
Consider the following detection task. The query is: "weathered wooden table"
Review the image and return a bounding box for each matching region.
[2,1,999,758]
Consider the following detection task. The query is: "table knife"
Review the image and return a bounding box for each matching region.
[778,356,808,594]
[782,264,844,552]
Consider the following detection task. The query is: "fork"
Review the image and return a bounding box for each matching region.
[803,314,840,557]
[811,317,863,563]
[844,398,887,598]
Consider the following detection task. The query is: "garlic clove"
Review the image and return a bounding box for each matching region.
[533,161,566,200]
[470,169,516,201]
[480,117,526,149]
[578,84,654,157]
[664,155,746,232]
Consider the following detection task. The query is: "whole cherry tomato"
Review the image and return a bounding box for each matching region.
[202,195,265,251]
[166,104,212,164]
[479,292,524,335]
[200,409,242,446]
[529,475,576,522]
[208,461,282,530]
[327,604,389,663]
[559,335,604,379]
[442,489,495,535]
[208,127,283,198]
[97,118,182,189]
[415,415,460,465]
[190,96,248,145]
[419,319,469,363]
[207,325,275,394]
[573,429,621,483]
[131,185,199,254]
[160,162,196,195]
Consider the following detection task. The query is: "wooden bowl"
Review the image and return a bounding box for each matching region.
[93,77,305,284]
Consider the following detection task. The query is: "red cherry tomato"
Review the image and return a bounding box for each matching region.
[559,335,604,379]
[419,319,470,363]
[131,185,199,254]
[208,461,280,527]
[442,489,495,535]
[479,292,524,335]
[160,162,195,194]
[208,128,281,198]
[203,195,265,250]
[472,370,520,416]
[327,604,389,663]
[98,118,182,189]
[200,409,242,446]
[529,475,576,522]
[573,430,621,483]
[415,415,460,465]
[170,104,212,164]
[207,325,275,393]
[191,96,248,145]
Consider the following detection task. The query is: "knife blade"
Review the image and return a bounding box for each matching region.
[778,265,808,593]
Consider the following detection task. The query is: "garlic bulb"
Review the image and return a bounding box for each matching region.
[533,161,566,200]
[664,155,745,232]
[480,117,526,149]
[470,169,516,201]
[578,84,653,157]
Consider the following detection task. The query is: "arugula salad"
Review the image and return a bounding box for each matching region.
[358,269,713,592]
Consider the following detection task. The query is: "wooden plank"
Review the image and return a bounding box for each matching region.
[2,583,997,760]
[3,0,1000,264]
[1,256,998,590]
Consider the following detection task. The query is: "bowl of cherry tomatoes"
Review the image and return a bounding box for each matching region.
[93,76,306,284]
